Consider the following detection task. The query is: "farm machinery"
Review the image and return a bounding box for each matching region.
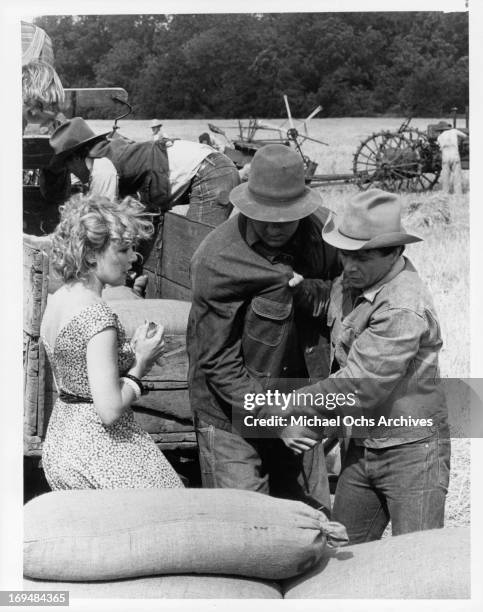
[352,110,469,192]
[209,94,327,182]
[209,99,469,193]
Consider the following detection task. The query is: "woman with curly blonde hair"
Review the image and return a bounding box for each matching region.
[40,194,183,490]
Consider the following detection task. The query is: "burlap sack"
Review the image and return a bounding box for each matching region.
[23,574,282,599]
[24,488,331,582]
[283,527,470,599]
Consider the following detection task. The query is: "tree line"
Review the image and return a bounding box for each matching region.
[35,12,469,119]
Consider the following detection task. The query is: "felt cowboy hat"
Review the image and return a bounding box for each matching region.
[49,117,110,166]
[150,119,163,128]
[229,144,322,222]
[322,189,422,250]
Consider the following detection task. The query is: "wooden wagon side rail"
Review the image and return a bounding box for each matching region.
[23,235,51,456]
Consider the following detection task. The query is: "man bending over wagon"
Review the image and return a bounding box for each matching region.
[41,117,240,227]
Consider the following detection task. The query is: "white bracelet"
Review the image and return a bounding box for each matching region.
[120,376,142,401]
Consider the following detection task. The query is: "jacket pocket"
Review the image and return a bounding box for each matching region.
[246,296,292,347]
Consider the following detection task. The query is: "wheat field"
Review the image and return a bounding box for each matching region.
[90,117,471,528]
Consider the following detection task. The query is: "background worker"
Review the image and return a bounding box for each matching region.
[436,122,466,195]
[198,131,228,153]
[187,144,341,514]
[150,119,169,141]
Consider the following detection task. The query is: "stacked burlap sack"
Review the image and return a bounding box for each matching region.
[23,488,469,599]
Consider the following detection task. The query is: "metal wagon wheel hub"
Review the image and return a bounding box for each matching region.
[352,128,441,192]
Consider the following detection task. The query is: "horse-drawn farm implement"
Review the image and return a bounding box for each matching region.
[209,98,469,193]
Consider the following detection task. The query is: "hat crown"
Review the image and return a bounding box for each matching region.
[229,144,322,222]
[49,117,98,156]
[339,189,403,241]
[248,144,306,202]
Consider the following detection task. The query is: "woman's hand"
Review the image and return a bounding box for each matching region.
[131,321,165,375]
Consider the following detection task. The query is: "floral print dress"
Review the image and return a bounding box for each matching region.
[41,302,183,490]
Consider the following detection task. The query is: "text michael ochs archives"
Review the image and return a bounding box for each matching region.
[242,390,434,429]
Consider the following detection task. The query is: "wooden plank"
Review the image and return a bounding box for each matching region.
[159,277,193,301]
[24,435,43,456]
[160,213,215,288]
[36,345,52,438]
[62,87,129,118]
[23,238,50,335]
[23,334,39,436]
[144,213,214,298]
[133,408,193,433]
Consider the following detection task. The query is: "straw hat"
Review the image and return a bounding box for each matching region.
[150,119,163,128]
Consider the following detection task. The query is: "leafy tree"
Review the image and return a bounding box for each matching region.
[33,11,468,118]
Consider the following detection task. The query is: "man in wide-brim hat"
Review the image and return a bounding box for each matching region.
[42,116,240,228]
[259,188,450,544]
[187,144,341,512]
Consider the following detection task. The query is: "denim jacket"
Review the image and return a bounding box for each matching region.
[277,257,448,447]
[187,210,341,431]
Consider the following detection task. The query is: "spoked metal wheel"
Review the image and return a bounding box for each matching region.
[353,129,441,192]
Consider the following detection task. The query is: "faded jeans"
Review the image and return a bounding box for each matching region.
[187,152,240,226]
[332,435,450,544]
[195,419,332,515]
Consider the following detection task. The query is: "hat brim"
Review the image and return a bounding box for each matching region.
[49,132,111,170]
[322,214,422,250]
[229,182,322,222]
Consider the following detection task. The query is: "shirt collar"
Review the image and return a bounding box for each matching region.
[362,256,406,303]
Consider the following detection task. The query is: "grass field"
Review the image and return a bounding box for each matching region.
[90,116,471,528]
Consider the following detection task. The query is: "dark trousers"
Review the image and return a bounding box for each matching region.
[195,419,331,515]
[332,435,450,544]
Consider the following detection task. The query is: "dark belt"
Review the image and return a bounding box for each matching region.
[59,390,93,404]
